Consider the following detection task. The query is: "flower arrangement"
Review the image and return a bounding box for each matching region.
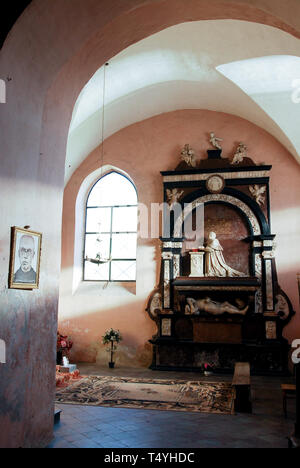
[102,329,122,368]
[57,332,73,352]
[57,332,73,365]
[204,363,214,376]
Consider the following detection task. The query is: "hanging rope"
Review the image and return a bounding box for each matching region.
[100,62,109,174]
[85,62,111,267]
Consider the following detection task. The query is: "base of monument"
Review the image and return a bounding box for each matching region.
[149,339,290,376]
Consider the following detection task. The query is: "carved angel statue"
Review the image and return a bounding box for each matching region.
[185,297,249,316]
[181,144,196,168]
[275,294,290,320]
[166,188,184,207]
[249,185,266,206]
[231,142,248,165]
[210,132,223,150]
[147,291,162,320]
[202,232,245,277]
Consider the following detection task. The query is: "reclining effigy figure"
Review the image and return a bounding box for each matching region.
[185,297,249,316]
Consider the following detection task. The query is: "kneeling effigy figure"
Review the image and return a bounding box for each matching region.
[203,232,245,277]
[185,297,249,316]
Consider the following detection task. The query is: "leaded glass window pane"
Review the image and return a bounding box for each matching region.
[84,233,111,261]
[111,233,137,259]
[111,261,136,281]
[84,261,110,281]
[84,172,137,282]
[112,207,138,232]
[86,207,111,233]
[87,172,137,207]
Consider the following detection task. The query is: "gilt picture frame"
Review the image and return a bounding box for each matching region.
[9,227,42,290]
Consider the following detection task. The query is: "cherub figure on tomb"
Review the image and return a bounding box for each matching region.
[209,132,223,150]
[249,185,266,206]
[181,144,196,168]
[166,188,184,207]
[231,142,248,165]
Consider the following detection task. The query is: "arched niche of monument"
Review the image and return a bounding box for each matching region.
[181,201,251,277]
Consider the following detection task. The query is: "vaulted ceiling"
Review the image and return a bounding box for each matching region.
[0,0,32,48]
[65,20,300,184]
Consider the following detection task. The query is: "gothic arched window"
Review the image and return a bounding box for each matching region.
[84,172,138,282]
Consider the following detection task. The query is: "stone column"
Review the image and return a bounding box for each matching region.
[162,251,172,310]
[262,241,276,313]
[161,240,183,311]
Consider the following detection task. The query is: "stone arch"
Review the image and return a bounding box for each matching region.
[2,0,300,448]
[37,0,300,192]
[174,193,262,238]
[3,1,300,194]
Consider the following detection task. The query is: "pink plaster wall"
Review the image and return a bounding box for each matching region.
[60,109,300,365]
[1,0,300,449]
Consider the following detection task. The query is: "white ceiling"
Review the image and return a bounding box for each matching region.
[65,20,300,184]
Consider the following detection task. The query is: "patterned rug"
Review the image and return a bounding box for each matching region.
[55,376,235,414]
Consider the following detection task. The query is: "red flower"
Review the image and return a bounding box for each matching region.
[57,332,73,351]
[204,363,213,369]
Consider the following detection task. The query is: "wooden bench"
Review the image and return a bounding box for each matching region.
[232,362,252,413]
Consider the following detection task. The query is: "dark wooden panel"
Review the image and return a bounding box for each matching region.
[193,321,242,344]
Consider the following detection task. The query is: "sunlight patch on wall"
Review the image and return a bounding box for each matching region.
[217,56,300,157]
[272,206,300,270]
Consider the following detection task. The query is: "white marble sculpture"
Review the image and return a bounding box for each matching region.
[166,188,184,207]
[189,251,205,277]
[231,142,248,165]
[185,297,249,316]
[181,144,196,167]
[63,356,69,366]
[202,232,245,277]
[149,291,162,319]
[249,185,266,206]
[210,132,223,150]
[275,294,290,320]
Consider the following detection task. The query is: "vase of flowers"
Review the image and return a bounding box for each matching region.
[102,328,122,369]
[57,332,73,365]
[204,363,214,376]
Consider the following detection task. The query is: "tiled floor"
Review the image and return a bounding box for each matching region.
[48,365,296,448]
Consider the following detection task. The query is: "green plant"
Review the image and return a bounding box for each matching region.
[102,329,122,365]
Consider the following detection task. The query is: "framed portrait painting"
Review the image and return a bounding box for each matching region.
[9,227,42,290]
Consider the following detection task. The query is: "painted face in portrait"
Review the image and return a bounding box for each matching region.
[19,235,35,273]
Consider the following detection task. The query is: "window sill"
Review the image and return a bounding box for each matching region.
[73,281,136,297]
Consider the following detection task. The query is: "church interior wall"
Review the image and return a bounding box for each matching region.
[59,109,300,366]
[1,0,300,449]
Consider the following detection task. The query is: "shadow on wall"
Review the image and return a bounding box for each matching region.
[59,299,156,367]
